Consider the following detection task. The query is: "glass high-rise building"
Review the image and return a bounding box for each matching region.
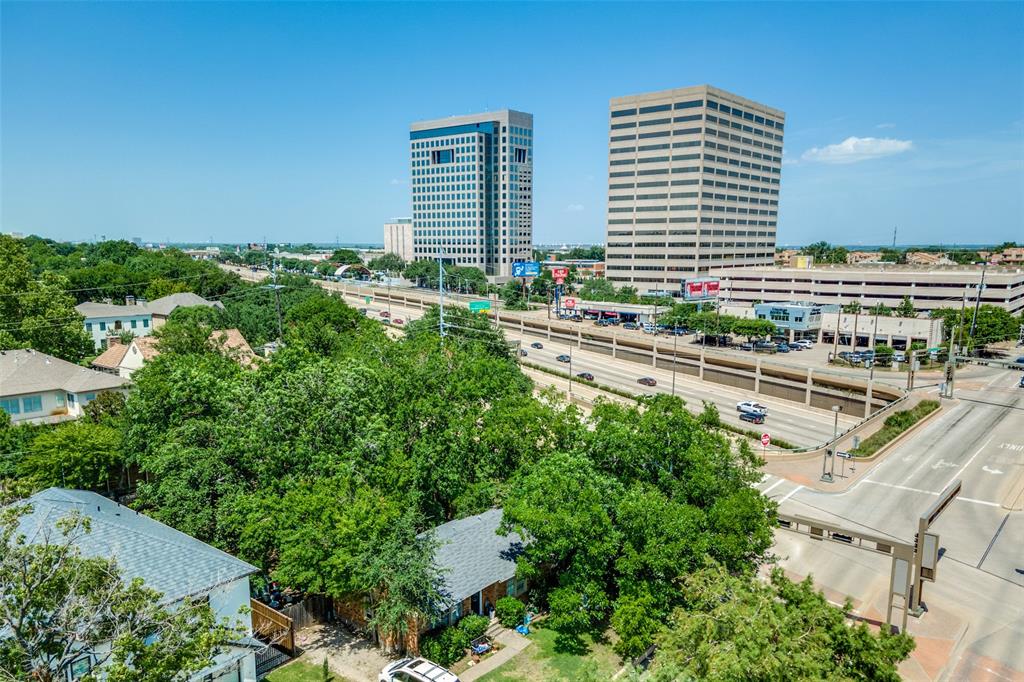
[410,110,533,280]
[604,85,785,293]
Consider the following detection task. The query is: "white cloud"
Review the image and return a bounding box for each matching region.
[876,122,897,129]
[566,203,584,212]
[389,178,406,186]
[801,136,913,164]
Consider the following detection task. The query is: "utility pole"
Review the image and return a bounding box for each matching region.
[438,250,446,338]
[967,261,988,352]
[869,312,880,382]
[943,290,969,398]
[671,332,678,397]
[832,308,842,361]
[892,225,898,250]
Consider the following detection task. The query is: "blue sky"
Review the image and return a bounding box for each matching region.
[2,1,1022,247]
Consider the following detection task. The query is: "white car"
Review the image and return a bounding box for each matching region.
[736,400,768,415]
[793,339,814,349]
[379,658,461,682]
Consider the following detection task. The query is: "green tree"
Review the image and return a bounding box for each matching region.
[499,280,529,310]
[368,253,406,273]
[842,301,863,314]
[0,236,94,361]
[731,318,777,341]
[578,278,618,302]
[651,564,914,681]
[894,296,917,318]
[870,303,892,316]
[330,248,363,265]
[0,507,236,682]
[19,421,124,492]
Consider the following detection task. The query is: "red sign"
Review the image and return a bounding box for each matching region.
[551,267,569,278]
[685,278,721,299]
[563,298,577,309]
[761,433,771,447]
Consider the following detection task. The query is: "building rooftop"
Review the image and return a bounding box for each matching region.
[146,292,224,317]
[90,340,131,369]
[712,264,1024,277]
[75,301,152,318]
[11,488,258,604]
[0,349,127,397]
[425,509,523,608]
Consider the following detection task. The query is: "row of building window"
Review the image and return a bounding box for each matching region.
[85,319,149,332]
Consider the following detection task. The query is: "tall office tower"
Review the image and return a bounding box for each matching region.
[410,110,533,281]
[604,85,784,293]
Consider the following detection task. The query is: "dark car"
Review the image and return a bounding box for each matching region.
[576,372,595,381]
[776,343,790,353]
[637,377,657,387]
[358,308,368,315]
[739,411,765,424]
[669,327,688,336]
[623,322,639,330]
[379,311,391,318]
[556,354,571,363]
[518,349,528,357]
[739,342,754,351]
[1019,375,1024,388]
[392,318,404,325]
[531,342,544,349]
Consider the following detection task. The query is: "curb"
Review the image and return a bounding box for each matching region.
[1001,467,1024,511]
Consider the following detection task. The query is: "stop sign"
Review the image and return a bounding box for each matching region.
[761,433,771,447]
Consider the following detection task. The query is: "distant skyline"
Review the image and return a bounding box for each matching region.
[2,2,1022,246]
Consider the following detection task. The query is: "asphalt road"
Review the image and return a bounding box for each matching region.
[758,369,1024,676]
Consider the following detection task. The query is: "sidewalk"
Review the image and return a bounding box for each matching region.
[459,628,532,681]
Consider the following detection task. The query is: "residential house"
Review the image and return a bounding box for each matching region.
[905,251,954,266]
[0,349,127,424]
[90,329,257,378]
[335,509,527,653]
[774,249,800,267]
[147,292,224,327]
[75,300,153,350]
[846,251,882,264]
[9,488,261,682]
[999,247,1024,265]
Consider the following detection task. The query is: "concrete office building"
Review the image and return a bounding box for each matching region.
[604,85,784,293]
[709,264,1024,316]
[383,217,414,263]
[410,110,533,281]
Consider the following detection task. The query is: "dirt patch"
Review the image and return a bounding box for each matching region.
[294,623,396,682]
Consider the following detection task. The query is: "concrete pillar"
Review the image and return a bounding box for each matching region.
[577,327,582,349]
[754,358,761,393]
[805,368,813,405]
[699,346,705,380]
[864,381,873,418]
[789,328,795,343]
[612,335,618,358]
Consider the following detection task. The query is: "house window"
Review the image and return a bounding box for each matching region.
[507,579,527,597]
[67,393,76,407]
[86,322,93,332]
[68,654,92,680]
[56,393,65,407]
[99,322,106,331]
[85,393,96,402]
[143,319,149,328]
[131,319,138,329]
[0,398,20,415]
[22,396,42,413]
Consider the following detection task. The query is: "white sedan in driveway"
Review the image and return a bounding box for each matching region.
[736,400,768,415]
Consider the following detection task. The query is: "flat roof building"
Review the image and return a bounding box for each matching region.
[710,264,1024,316]
[604,85,784,294]
[383,217,414,263]
[410,110,533,281]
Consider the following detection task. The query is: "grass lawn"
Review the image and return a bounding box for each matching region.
[265,658,351,682]
[476,625,621,682]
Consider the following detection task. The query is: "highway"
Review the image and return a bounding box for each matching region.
[758,369,1024,677]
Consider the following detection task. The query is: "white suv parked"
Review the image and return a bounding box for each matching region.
[792,339,814,349]
[379,658,461,682]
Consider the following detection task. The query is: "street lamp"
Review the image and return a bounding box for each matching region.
[671,332,678,397]
[821,405,842,483]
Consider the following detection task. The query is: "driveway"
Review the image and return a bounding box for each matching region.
[294,623,395,682]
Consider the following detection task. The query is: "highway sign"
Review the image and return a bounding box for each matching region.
[512,261,541,278]
[761,433,771,447]
[364,296,372,304]
[468,300,491,314]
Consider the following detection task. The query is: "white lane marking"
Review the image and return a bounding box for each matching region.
[761,478,786,495]
[863,480,938,495]
[943,435,995,491]
[981,466,1004,475]
[778,485,804,504]
[958,497,1001,507]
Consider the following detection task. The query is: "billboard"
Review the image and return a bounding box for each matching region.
[683,278,720,300]
[551,266,569,284]
[512,261,541,278]
[563,298,577,309]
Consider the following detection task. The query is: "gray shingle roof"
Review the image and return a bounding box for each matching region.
[0,349,127,397]
[74,301,152,318]
[13,488,257,604]
[426,509,523,608]
[146,292,224,317]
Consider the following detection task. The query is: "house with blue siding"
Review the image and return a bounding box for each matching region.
[0,349,127,424]
[75,300,153,350]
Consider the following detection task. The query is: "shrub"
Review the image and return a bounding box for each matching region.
[495,596,526,628]
[420,626,470,667]
[457,614,489,640]
[851,400,939,457]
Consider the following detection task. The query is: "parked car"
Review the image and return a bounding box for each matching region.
[789,343,803,351]
[379,658,460,682]
[669,327,688,336]
[739,411,765,424]
[776,343,791,353]
[793,339,814,349]
[753,341,776,353]
[893,351,907,362]
[392,318,404,325]
[531,342,544,349]
[642,323,658,334]
[576,372,595,381]
[623,322,639,330]
[556,354,571,363]
[379,311,390,318]
[736,400,768,415]
[739,342,754,351]
[637,377,657,387]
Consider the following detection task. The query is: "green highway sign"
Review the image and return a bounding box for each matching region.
[468,300,491,313]
[365,296,372,304]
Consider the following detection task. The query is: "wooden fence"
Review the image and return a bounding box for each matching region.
[250,599,295,654]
